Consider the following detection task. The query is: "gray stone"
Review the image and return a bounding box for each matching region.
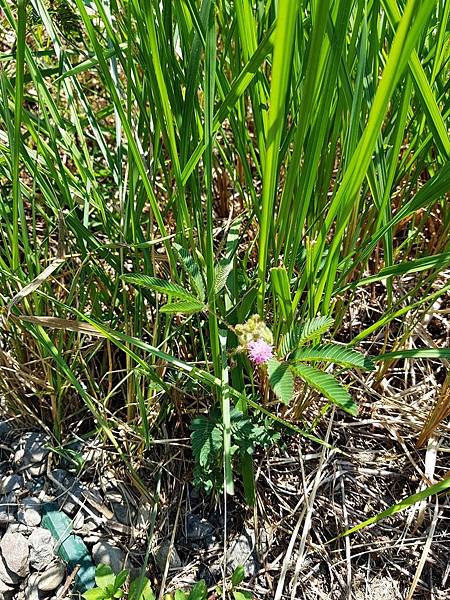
[0,422,12,440]
[13,450,24,466]
[154,540,182,573]
[0,475,22,496]
[49,469,68,485]
[22,497,40,510]
[17,507,41,527]
[20,432,50,465]
[92,541,125,574]
[37,560,65,591]
[29,527,54,570]
[27,462,46,477]
[185,514,214,541]
[227,530,259,577]
[5,523,29,535]
[110,498,135,526]
[0,530,29,577]
[104,482,135,525]
[0,554,19,586]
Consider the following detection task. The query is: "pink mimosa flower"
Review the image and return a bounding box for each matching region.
[247,339,273,365]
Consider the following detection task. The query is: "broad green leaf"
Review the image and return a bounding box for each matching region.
[233,592,253,600]
[293,364,357,416]
[334,476,450,540]
[270,267,292,321]
[188,579,208,600]
[121,275,200,302]
[267,358,294,405]
[191,416,223,468]
[292,344,374,370]
[113,570,129,592]
[174,591,188,600]
[160,300,205,314]
[129,577,155,600]
[82,589,107,600]
[231,565,245,586]
[95,564,115,589]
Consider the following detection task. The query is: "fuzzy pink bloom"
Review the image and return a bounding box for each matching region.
[247,339,273,365]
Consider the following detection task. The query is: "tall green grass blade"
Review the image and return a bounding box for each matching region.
[11,0,27,271]
[258,0,299,314]
[333,475,450,540]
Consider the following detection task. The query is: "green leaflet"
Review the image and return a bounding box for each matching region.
[173,243,206,301]
[267,358,294,405]
[188,580,208,600]
[279,316,334,356]
[292,344,375,370]
[159,300,205,314]
[121,274,200,302]
[95,564,115,589]
[128,577,155,600]
[293,363,357,416]
[215,259,234,295]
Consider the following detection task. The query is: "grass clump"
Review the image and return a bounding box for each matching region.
[0,0,449,596]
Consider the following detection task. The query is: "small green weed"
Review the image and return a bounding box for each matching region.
[191,407,280,493]
[82,564,153,600]
[82,565,252,600]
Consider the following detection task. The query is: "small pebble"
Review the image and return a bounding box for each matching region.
[20,432,50,464]
[154,540,182,573]
[185,514,214,541]
[72,511,85,530]
[27,462,46,477]
[37,561,65,592]
[92,541,125,574]
[18,508,41,527]
[0,475,22,496]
